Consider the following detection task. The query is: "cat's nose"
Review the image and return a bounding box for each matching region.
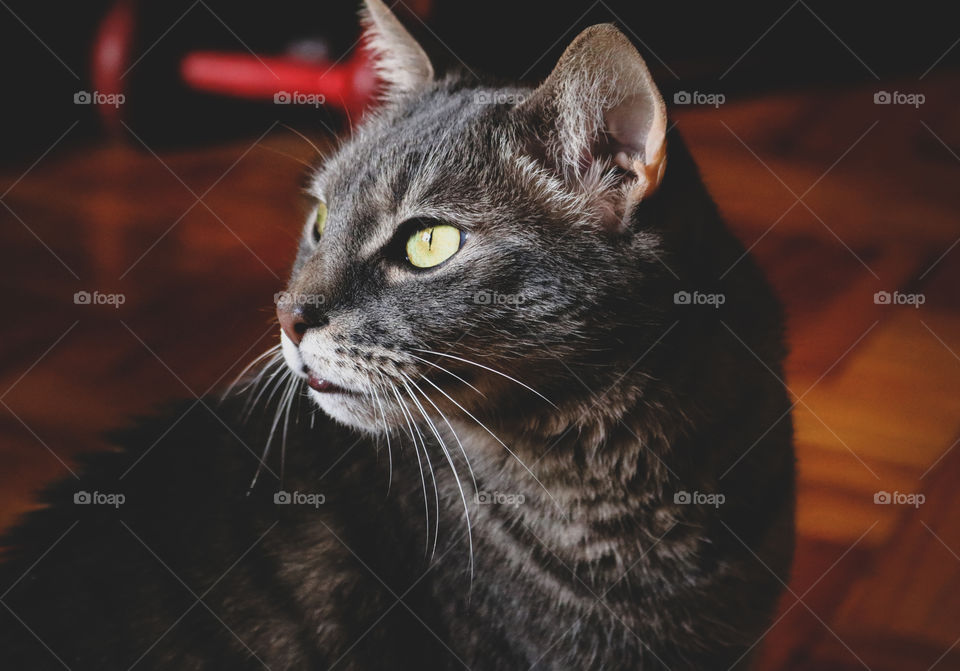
[277,304,328,345]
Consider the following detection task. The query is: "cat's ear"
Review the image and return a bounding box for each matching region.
[361,0,434,98]
[518,24,667,230]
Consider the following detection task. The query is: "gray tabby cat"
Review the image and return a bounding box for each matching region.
[0,1,793,669]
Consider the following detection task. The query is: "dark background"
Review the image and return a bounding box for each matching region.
[2,0,958,157]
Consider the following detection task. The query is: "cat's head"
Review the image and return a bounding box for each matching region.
[277,0,690,434]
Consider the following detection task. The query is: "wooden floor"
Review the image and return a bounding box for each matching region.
[1,74,958,670]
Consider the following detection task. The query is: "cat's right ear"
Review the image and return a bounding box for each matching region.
[361,0,434,98]
[517,24,668,232]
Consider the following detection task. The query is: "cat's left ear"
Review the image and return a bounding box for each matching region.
[362,0,435,98]
[518,24,667,230]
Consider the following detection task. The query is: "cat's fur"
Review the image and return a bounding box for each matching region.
[1,1,794,669]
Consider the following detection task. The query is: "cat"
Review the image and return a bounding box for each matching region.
[0,1,794,669]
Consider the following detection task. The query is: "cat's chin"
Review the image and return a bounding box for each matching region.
[307,388,384,434]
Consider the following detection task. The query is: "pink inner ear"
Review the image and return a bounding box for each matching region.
[604,93,655,170]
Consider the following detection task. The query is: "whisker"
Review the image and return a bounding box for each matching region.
[280,376,302,483]
[411,375,478,494]
[397,374,450,562]
[294,379,305,424]
[230,354,285,417]
[406,353,486,398]
[279,122,324,157]
[401,372,476,578]
[341,98,355,135]
[249,370,294,490]
[227,343,282,387]
[245,361,291,421]
[417,375,568,520]
[369,378,394,494]
[412,349,556,408]
[385,376,434,556]
[224,344,282,399]
[256,142,314,169]
[239,354,286,413]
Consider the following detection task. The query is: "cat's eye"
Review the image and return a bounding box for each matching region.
[312,202,328,241]
[406,224,462,268]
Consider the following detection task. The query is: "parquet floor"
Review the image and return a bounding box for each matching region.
[1,73,958,669]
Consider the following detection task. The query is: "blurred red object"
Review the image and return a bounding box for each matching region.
[179,50,378,119]
[90,0,396,132]
[91,0,137,132]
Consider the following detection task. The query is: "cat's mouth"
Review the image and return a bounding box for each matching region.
[281,331,360,396]
[304,369,354,395]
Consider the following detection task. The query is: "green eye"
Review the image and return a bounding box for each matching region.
[406,224,462,268]
[313,202,327,240]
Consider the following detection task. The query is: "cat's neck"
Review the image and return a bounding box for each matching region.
[448,385,681,522]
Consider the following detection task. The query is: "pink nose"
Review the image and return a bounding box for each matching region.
[277,303,308,345]
[276,302,329,345]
